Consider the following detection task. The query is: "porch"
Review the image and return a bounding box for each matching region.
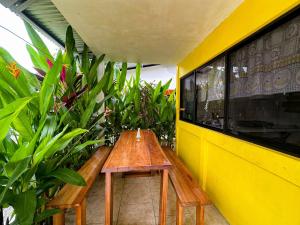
[0,0,299,225]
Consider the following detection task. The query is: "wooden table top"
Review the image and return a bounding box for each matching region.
[102,130,171,173]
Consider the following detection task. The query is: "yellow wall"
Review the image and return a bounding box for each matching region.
[176,1,300,225]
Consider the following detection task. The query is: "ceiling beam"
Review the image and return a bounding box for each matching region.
[0,0,64,48]
[11,0,38,13]
[0,0,18,8]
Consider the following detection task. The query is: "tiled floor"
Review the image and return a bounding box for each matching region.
[65,174,230,225]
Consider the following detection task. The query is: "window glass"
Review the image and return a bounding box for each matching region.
[196,57,225,129]
[228,14,300,148]
[180,73,195,121]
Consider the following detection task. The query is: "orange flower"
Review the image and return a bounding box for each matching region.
[7,62,21,79]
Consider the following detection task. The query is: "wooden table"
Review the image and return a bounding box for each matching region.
[102,130,172,225]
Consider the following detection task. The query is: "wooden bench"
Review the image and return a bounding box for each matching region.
[47,146,112,225]
[163,147,211,225]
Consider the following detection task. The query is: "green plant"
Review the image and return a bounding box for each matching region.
[0,22,115,225]
[105,64,176,147]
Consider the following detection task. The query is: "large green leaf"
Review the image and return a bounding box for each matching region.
[10,117,47,163]
[81,44,89,75]
[26,44,48,71]
[45,128,88,158]
[80,97,96,128]
[34,209,62,223]
[24,21,52,60]
[65,26,76,65]
[87,54,105,85]
[152,81,162,103]
[72,140,102,155]
[0,97,32,142]
[0,47,40,89]
[39,52,62,117]
[89,62,112,99]
[13,112,34,141]
[135,63,141,87]
[12,190,37,225]
[47,168,86,186]
[118,62,127,92]
[33,125,69,165]
[0,157,31,204]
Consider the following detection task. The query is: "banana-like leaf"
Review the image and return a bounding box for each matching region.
[39,52,63,117]
[0,97,32,142]
[80,97,96,128]
[39,115,57,141]
[162,79,172,93]
[13,112,34,141]
[81,44,89,75]
[33,125,69,165]
[34,209,62,223]
[87,54,105,86]
[106,62,115,92]
[26,44,48,72]
[135,63,141,87]
[72,140,103,156]
[24,21,52,61]
[0,47,40,90]
[0,156,31,204]
[12,190,36,225]
[47,168,86,186]
[45,128,88,158]
[152,81,162,103]
[89,62,112,99]
[118,62,127,92]
[65,26,76,65]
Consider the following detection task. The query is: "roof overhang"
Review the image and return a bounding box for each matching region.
[51,0,243,64]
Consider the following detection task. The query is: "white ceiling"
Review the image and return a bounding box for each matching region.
[51,0,243,64]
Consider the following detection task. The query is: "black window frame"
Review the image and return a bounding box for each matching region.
[179,5,300,158]
[180,71,196,122]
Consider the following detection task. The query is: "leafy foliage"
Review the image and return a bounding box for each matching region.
[105,67,176,147]
[0,23,113,225]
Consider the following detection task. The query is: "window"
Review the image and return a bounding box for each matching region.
[196,57,225,129]
[228,13,300,149]
[180,73,195,121]
[179,8,300,157]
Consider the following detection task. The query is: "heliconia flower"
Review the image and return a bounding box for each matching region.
[164,89,174,96]
[60,65,66,82]
[46,58,67,83]
[7,62,21,79]
[47,58,53,68]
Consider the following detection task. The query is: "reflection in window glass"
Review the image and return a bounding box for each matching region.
[228,14,300,149]
[180,73,195,121]
[196,57,225,129]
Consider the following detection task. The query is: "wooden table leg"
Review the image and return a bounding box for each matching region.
[105,172,113,225]
[159,169,169,225]
[53,210,65,225]
[176,199,183,225]
[76,198,86,225]
[196,205,204,225]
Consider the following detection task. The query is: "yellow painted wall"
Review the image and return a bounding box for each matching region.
[176,1,300,225]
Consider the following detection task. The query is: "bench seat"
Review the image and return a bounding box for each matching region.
[163,147,211,225]
[47,146,112,225]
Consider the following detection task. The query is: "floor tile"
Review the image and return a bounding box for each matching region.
[121,181,152,205]
[117,203,155,225]
[64,174,230,225]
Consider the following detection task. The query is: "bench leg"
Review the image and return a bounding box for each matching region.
[176,200,183,225]
[105,172,113,225]
[53,210,65,225]
[76,198,87,225]
[196,206,204,225]
[159,169,169,225]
